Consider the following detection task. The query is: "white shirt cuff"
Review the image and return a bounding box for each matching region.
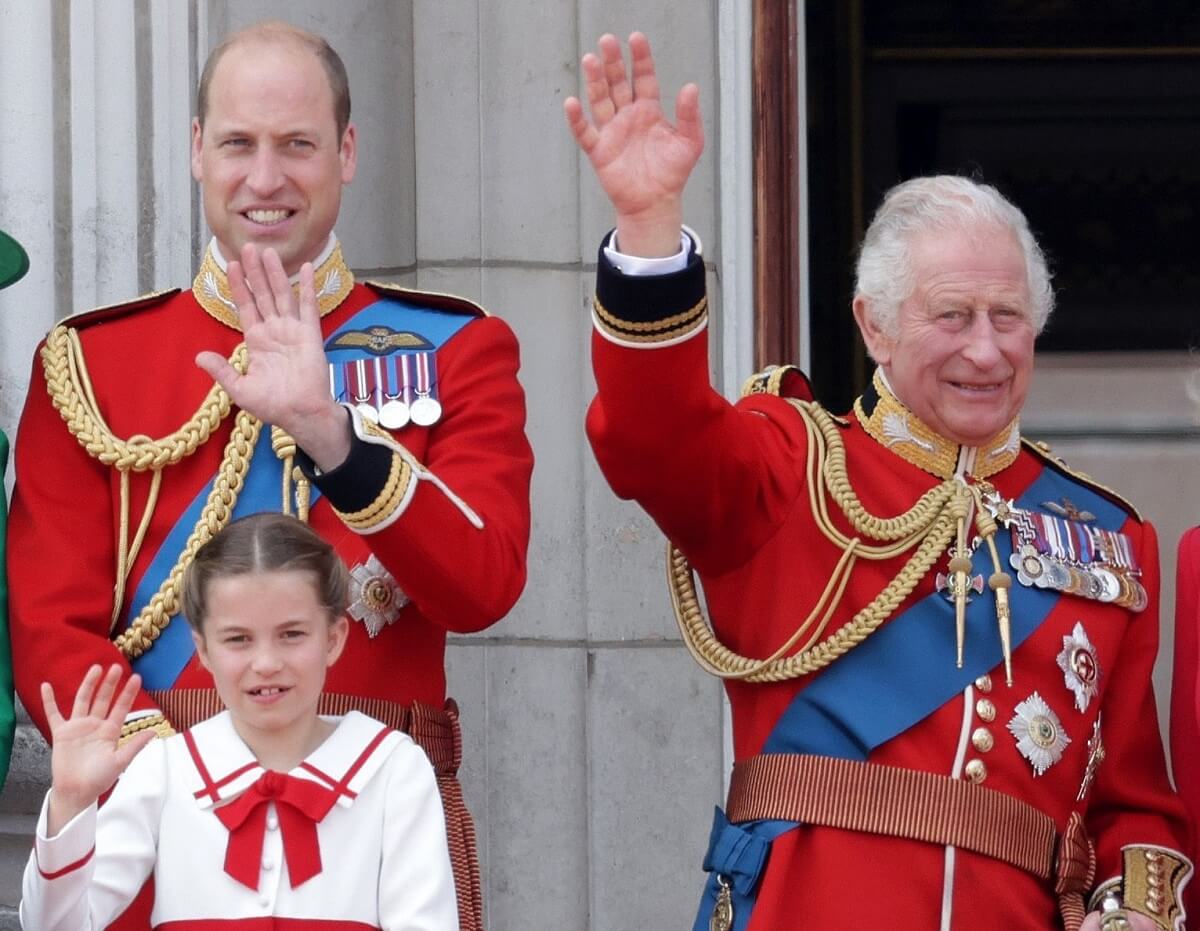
[604,228,699,277]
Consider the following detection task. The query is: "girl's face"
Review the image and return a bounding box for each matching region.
[192,569,348,762]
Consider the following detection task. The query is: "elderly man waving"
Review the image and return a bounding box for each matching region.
[566,32,1190,931]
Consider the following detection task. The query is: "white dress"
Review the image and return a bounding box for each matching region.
[20,710,458,930]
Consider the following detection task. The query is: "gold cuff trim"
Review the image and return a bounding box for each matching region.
[192,241,355,330]
[333,451,414,532]
[1121,845,1190,930]
[592,294,707,344]
[855,370,1020,480]
[119,713,176,744]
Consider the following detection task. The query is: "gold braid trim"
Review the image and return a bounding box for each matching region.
[592,294,707,344]
[670,399,959,682]
[41,324,245,471]
[1120,845,1191,930]
[119,713,176,744]
[333,451,413,532]
[113,411,262,658]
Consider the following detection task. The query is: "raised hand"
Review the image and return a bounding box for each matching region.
[564,32,704,257]
[42,664,156,835]
[195,244,350,471]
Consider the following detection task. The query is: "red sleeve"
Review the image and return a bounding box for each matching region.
[310,316,533,634]
[6,347,153,736]
[1087,520,1193,881]
[1171,525,1200,910]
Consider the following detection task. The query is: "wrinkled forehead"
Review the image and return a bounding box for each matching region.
[907,223,1030,295]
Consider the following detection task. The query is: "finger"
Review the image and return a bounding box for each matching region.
[41,682,65,730]
[228,260,263,329]
[628,32,662,104]
[241,244,281,319]
[599,33,633,109]
[675,83,705,150]
[261,248,298,318]
[114,728,157,770]
[195,351,243,396]
[582,52,616,128]
[563,97,600,155]
[71,664,103,719]
[297,262,319,326]
[89,664,124,718]
[109,673,144,725]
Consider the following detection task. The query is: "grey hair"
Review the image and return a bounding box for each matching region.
[853,176,1054,350]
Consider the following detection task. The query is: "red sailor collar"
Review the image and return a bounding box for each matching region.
[181,710,401,813]
[191,235,355,331]
[853,369,1021,480]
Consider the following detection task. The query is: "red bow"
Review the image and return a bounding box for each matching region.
[213,770,340,890]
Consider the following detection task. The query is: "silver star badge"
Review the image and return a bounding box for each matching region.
[1007,692,1071,777]
[348,555,409,638]
[1057,622,1101,712]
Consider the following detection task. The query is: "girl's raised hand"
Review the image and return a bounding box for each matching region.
[41,664,156,834]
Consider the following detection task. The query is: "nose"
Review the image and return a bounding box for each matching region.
[246,146,285,196]
[250,642,284,675]
[961,312,1003,368]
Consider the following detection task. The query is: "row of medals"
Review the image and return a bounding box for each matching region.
[330,353,443,430]
[980,489,1147,611]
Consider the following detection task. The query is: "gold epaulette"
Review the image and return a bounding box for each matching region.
[57,287,181,331]
[1021,438,1143,523]
[739,364,813,400]
[365,280,488,318]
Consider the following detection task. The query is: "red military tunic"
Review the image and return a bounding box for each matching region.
[8,238,532,929]
[587,236,1190,930]
[1170,526,1200,919]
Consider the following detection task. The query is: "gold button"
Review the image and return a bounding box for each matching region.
[976,699,996,723]
[971,727,994,753]
[964,759,987,783]
[974,674,993,693]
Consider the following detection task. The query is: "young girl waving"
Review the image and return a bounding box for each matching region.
[21,512,458,930]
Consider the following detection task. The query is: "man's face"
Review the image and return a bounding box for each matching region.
[855,224,1036,447]
[191,39,356,276]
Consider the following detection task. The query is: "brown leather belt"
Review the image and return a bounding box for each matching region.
[149,688,484,930]
[726,753,1095,930]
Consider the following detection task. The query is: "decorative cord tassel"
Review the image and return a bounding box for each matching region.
[973,489,1015,685]
[271,426,298,517]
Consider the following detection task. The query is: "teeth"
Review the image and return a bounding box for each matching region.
[253,686,284,696]
[245,209,290,224]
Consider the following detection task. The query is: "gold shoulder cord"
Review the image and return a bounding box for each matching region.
[41,324,260,658]
[670,398,973,683]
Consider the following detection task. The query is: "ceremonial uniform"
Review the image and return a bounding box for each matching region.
[1170,526,1200,919]
[8,238,532,929]
[21,710,458,930]
[587,236,1190,930]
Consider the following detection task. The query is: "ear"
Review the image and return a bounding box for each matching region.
[852,295,894,367]
[326,616,350,667]
[191,628,212,673]
[190,117,204,183]
[339,123,357,185]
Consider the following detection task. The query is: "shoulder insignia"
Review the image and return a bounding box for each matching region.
[364,280,488,318]
[1021,438,1142,522]
[740,364,814,401]
[59,288,182,331]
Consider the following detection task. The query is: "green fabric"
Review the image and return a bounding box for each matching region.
[0,431,14,787]
[0,231,28,290]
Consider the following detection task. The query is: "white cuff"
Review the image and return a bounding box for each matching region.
[604,228,699,276]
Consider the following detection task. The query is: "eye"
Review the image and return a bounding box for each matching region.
[287,138,316,151]
[222,633,249,645]
[282,628,308,640]
[221,137,251,149]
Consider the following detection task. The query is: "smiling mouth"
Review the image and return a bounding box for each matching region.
[950,381,1004,393]
[248,685,290,697]
[243,208,294,225]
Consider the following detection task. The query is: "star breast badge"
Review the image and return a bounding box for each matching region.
[1057,622,1101,713]
[1007,692,1071,777]
[348,555,410,638]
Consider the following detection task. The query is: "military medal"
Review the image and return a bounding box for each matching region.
[379,354,411,429]
[350,359,380,424]
[1007,692,1070,776]
[409,351,442,426]
[1076,715,1105,802]
[710,874,734,931]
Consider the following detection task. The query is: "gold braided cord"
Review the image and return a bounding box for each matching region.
[114,411,262,658]
[42,324,247,471]
[669,400,959,682]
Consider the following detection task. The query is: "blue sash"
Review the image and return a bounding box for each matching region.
[694,464,1129,930]
[128,298,472,687]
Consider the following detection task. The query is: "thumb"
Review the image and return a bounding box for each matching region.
[195,351,242,393]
